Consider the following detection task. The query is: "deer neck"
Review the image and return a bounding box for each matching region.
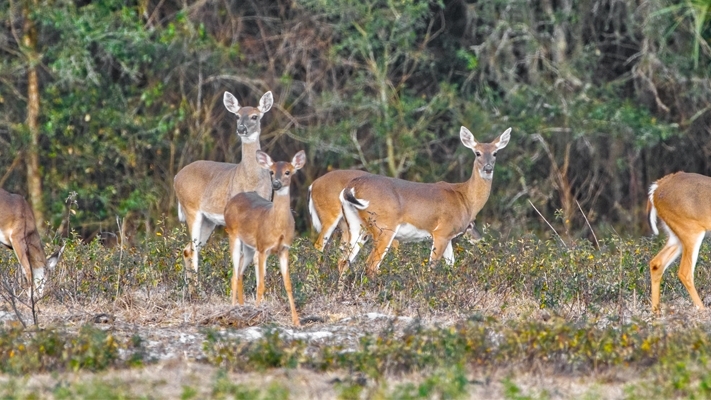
[457,161,494,220]
[270,187,293,225]
[239,137,262,173]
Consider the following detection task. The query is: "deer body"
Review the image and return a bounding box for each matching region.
[174,91,273,282]
[308,169,370,251]
[0,189,61,294]
[225,150,306,326]
[339,127,510,277]
[647,171,711,312]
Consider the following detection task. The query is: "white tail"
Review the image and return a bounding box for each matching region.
[173,91,273,286]
[339,127,511,277]
[308,169,370,251]
[0,189,63,295]
[647,172,711,313]
[224,150,306,326]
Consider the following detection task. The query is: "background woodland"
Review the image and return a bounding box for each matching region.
[1,0,710,243]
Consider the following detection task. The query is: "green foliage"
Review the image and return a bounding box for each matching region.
[0,324,140,375]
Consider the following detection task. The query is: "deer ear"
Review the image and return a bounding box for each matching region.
[223,91,241,114]
[495,128,512,150]
[258,91,273,113]
[460,126,478,150]
[255,150,273,169]
[292,150,306,170]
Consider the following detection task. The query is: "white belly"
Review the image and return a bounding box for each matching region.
[0,229,10,247]
[202,212,226,226]
[395,223,431,243]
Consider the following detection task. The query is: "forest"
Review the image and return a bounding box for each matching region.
[1,0,710,242]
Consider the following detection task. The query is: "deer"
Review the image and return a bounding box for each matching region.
[647,171,711,313]
[309,169,485,253]
[308,169,370,252]
[338,126,511,277]
[173,91,273,287]
[0,189,63,295]
[224,150,306,327]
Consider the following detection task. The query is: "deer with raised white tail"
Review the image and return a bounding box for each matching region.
[225,150,306,327]
[647,172,711,313]
[174,91,273,287]
[308,169,370,252]
[339,126,511,277]
[0,189,63,295]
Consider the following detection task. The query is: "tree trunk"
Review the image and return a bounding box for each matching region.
[22,0,45,230]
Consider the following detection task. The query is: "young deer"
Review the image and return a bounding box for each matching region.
[224,150,306,327]
[174,91,273,286]
[339,127,511,277]
[308,169,370,251]
[0,189,62,295]
[647,172,711,313]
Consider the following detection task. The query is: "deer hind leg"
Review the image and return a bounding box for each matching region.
[338,204,367,274]
[677,230,706,309]
[364,226,399,278]
[315,215,342,252]
[649,230,681,312]
[279,248,300,326]
[10,234,39,292]
[255,251,268,305]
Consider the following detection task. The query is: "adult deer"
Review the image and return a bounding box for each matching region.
[339,126,511,277]
[0,189,62,295]
[647,172,711,313]
[308,169,370,252]
[174,91,273,285]
[309,170,484,252]
[225,150,306,326]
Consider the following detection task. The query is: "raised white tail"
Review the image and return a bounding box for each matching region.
[224,150,306,326]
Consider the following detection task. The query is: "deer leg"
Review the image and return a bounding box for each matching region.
[650,231,681,313]
[338,205,367,274]
[316,215,342,253]
[429,236,453,266]
[364,226,398,278]
[10,234,37,292]
[677,231,706,309]
[255,251,268,305]
[230,238,244,306]
[279,248,300,326]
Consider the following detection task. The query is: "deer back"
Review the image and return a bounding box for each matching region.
[651,172,711,230]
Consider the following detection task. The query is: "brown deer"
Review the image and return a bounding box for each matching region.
[174,91,273,286]
[308,169,370,252]
[0,189,62,295]
[339,127,511,277]
[647,172,711,313]
[224,150,306,326]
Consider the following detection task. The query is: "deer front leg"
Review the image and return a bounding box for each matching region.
[229,238,244,306]
[255,251,268,305]
[429,236,454,267]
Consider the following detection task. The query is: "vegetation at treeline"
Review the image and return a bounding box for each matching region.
[1,0,710,242]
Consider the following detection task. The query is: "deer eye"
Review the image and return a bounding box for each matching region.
[235,115,240,120]
[285,171,290,176]
[251,115,258,120]
[493,152,498,157]
[270,171,275,176]
[475,151,481,157]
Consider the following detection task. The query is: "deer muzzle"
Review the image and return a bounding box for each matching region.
[272,181,283,190]
[237,124,248,135]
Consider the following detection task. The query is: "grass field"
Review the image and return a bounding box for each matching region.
[1,224,711,399]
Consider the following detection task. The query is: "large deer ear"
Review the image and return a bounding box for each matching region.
[223,91,241,114]
[495,128,512,150]
[258,91,273,113]
[460,126,478,150]
[291,150,306,170]
[255,150,273,169]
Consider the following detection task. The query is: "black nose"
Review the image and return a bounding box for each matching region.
[484,165,493,173]
[272,181,282,190]
[237,125,247,134]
